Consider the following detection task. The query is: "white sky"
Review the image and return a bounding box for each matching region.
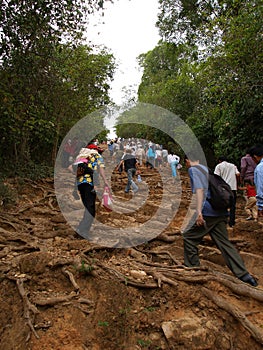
[85,0,160,105]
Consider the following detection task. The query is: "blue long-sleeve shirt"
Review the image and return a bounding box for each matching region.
[147,147,155,158]
[189,165,228,217]
[254,158,263,210]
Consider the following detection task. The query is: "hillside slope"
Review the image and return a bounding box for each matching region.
[0,163,263,350]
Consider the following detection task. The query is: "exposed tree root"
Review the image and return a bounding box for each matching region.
[202,287,263,345]
[155,233,177,243]
[122,279,158,289]
[16,278,40,341]
[62,267,80,291]
[146,270,179,288]
[33,294,78,306]
[83,245,116,255]
[139,249,182,265]
[0,220,19,231]
[97,262,158,288]
[214,274,263,302]
[100,249,263,303]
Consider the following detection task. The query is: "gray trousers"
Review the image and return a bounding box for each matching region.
[183,216,248,278]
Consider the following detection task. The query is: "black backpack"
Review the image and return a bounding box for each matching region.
[194,165,234,210]
[75,162,94,178]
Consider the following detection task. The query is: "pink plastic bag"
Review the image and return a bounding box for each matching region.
[102,186,113,211]
[177,163,182,170]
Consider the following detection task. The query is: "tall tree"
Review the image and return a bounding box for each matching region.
[138,42,199,120]
[0,0,109,62]
[0,0,115,169]
[187,1,263,162]
[157,0,253,51]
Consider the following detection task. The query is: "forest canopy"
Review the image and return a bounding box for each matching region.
[128,0,263,165]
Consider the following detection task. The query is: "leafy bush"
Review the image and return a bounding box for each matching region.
[0,180,16,207]
[2,162,54,181]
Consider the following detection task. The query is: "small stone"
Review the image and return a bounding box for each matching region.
[130,270,147,279]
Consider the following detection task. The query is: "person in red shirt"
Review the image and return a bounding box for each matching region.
[238,182,258,221]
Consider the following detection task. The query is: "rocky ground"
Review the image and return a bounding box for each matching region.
[0,159,263,350]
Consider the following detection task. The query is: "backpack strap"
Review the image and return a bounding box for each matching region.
[193,164,209,177]
[192,165,210,201]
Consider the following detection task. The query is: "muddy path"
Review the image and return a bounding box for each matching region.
[0,162,263,350]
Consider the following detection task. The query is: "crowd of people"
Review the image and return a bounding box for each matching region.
[63,136,182,238]
[62,136,263,287]
[105,138,182,178]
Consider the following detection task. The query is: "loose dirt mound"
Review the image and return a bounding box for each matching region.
[0,164,263,350]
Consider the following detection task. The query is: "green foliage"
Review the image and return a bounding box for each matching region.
[96,129,110,143]
[136,0,263,165]
[0,180,16,207]
[119,306,131,315]
[75,260,94,275]
[143,306,156,312]
[137,339,152,348]
[0,0,115,175]
[138,42,199,119]
[17,163,53,181]
[157,0,250,49]
[0,0,108,63]
[190,1,263,163]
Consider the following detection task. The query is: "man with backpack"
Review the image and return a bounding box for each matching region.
[182,153,258,287]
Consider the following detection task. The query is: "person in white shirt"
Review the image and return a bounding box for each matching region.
[155,147,163,169]
[162,148,168,166]
[214,156,240,227]
[135,146,145,166]
[167,152,180,182]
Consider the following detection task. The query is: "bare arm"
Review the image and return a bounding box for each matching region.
[195,188,205,226]
[236,173,241,185]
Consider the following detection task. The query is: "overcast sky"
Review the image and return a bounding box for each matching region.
[86,0,160,105]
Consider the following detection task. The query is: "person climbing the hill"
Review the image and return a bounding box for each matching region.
[72,141,109,239]
[114,144,124,173]
[240,150,257,203]
[119,148,139,194]
[238,182,258,221]
[214,156,240,227]
[155,146,163,169]
[136,145,146,166]
[249,144,263,222]
[108,140,114,159]
[240,150,256,185]
[183,152,258,287]
[62,138,79,168]
[167,152,180,182]
[146,145,155,169]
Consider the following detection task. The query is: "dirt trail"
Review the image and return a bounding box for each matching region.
[0,162,263,350]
